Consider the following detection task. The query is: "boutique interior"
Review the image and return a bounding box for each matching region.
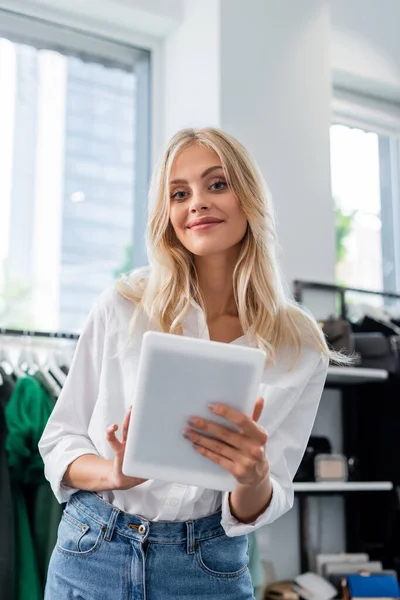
[0,1,400,599]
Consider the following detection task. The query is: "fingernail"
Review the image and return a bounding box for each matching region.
[183,430,191,439]
[208,403,217,412]
[187,417,197,426]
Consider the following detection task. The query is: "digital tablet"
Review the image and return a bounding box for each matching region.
[122,331,266,492]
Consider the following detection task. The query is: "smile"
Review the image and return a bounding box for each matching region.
[189,221,223,232]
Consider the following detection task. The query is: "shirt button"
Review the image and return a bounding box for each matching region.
[169,498,179,507]
[138,524,146,535]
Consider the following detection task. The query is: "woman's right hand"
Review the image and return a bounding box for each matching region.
[106,407,148,491]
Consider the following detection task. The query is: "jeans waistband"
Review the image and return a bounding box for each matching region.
[69,491,225,547]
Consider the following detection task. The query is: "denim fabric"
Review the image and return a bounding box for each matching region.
[45,491,255,600]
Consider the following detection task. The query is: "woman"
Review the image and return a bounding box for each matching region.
[39,127,338,599]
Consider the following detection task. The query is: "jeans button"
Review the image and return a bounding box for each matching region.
[138,524,146,535]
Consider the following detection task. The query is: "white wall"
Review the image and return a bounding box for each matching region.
[163,0,220,143]
[220,0,335,286]
[331,0,400,100]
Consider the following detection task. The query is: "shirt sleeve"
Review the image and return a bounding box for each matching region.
[38,300,105,503]
[221,352,329,536]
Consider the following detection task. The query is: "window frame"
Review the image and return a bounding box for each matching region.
[332,87,400,293]
[0,7,151,272]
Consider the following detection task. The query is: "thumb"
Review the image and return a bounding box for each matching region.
[106,424,123,455]
[252,397,264,423]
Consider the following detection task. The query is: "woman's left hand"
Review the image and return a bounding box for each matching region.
[183,397,270,487]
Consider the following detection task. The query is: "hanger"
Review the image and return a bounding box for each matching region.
[0,331,25,379]
[16,333,61,396]
[0,336,14,375]
[46,336,67,387]
[17,333,39,375]
[34,341,62,397]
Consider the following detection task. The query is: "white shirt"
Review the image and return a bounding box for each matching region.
[39,285,328,536]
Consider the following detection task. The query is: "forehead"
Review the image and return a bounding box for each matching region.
[170,144,222,180]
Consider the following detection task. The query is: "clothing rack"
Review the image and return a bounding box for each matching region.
[0,327,79,341]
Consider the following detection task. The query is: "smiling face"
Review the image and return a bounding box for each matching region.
[168,143,248,258]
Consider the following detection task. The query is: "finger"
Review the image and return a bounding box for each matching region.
[186,418,265,460]
[193,441,267,485]
[106,424,122,453]
[207,403,268,445]
[191,442,237,477]
[252,397,264,423]
[121,407,132,443]
[185,428,264,466]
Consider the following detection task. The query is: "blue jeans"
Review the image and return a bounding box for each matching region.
[45,491,255,599]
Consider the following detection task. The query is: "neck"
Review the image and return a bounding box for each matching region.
[194,247,241,319]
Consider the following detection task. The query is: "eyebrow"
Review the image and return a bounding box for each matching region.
[169,165,223,185]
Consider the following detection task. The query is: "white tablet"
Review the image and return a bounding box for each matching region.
[122,331,266,492]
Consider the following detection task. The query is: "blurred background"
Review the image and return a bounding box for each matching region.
[0,0,399,597]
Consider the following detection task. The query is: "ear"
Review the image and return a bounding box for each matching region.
[252,397,264,423]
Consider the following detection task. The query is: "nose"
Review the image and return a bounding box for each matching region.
[189,190,210,213]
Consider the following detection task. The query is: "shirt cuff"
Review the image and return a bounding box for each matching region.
[220,476,292,537]
[43,436,100,503]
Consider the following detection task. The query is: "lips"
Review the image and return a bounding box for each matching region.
[187,217,224,229]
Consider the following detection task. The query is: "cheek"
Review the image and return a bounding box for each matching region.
[231,203,248,232]
[169,206,180,231]
[169,208,187,244]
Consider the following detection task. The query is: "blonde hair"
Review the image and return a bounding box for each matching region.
[117,127,349,367]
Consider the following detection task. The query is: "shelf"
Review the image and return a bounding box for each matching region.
[326,366,388,385]
[294,481,393,493]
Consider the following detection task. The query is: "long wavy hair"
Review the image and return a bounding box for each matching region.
[116,127,348,367]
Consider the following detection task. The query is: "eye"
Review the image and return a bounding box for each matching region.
[171,190,189,201]
[210,179,227,192]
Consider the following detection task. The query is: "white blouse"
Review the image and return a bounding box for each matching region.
[39,284,328,537]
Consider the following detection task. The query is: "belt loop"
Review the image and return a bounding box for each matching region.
[104,508,119,542]
[186,520,195,555]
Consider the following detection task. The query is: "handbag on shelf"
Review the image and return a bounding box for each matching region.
[353,315,400,337]
[314,454,348,482]
[294,436,332,482]
[318,317,355,356]
[353,332,400,375]
[353,316,400,375]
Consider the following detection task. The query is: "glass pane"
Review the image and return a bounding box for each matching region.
[0,37,139,332]
[330,123,384,296]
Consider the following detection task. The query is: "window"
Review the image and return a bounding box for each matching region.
[0,10,150,332]
[330,90,400,300]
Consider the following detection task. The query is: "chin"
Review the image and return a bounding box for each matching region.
[188,241,242,258]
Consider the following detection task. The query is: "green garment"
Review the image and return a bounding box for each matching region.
[248,532,265,599]
[5,377,63,600]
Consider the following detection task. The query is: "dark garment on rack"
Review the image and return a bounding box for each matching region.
[0,367,15,600]
[5,377,63,600]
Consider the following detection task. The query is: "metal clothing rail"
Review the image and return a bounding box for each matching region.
[294,280,400,320]
[0,327,79,341]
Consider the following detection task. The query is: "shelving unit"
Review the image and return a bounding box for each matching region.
[294,481,393,493]
[295,480,394,573]
[295,366,393,572]
[326,366,388,386]
[293,280,400,574]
